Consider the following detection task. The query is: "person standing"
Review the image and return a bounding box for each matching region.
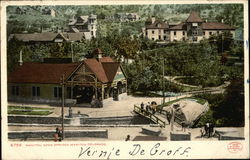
[140,102,144,113]
[56,127,63,141]
[125,135,130,141]
[166,112,171,124]
[208,123,214,138]
[205,123,210,138]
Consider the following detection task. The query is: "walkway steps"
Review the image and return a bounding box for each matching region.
[133,105,166,128]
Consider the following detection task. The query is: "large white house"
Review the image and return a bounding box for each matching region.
[68,14,97,40]
[143,12,235,43]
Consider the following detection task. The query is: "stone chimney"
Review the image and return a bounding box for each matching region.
[151,16,156,24]
[19,50,23,66]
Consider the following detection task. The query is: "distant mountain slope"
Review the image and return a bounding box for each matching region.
[7,4,243,35]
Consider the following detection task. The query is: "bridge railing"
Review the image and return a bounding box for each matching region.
[157,108,183,126]
[134,105,165,128]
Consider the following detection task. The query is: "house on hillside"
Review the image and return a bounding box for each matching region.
[8,49,127,107]
[112,13,140,22]
[8,32,85,43]
[126,13,140,22]
[142,16,170,41]
[42,7,56,17]
[143,12,235,43]
[68,14,97,40]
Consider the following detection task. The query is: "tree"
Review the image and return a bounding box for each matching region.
[208,31,234,53]
[231,43,244,60]
[114,36,140,61]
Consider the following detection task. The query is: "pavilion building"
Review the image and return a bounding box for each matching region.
[8,49,127,107]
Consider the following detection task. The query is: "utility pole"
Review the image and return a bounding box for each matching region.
[71,41,74,62]
[162,59,165,104]
[222,34,224,53]
[61,74,65,140]
[171,107,175,131]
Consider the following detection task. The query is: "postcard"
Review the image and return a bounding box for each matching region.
[1,0,249,159]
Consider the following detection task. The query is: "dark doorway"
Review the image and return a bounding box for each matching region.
[73,86,94,104]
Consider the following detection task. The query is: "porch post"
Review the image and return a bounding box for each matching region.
[125,81,128,93]
[101,84,104,101]
[71,85,73,99]
[61,74,65,140]
[95,77,98,99]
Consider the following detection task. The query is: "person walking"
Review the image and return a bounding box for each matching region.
[166,112,171,124]
[140,102,144,113]
[125,135,130,141]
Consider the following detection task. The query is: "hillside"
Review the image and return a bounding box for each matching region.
[7,4,243,36]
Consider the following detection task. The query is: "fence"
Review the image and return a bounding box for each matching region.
[134,105,165,128]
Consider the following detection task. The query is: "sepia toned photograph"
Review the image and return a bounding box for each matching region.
[1,0,249,159]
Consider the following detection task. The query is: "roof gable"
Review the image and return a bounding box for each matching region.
[54,33,68,42]
[186,11,203,23]
[146,20,169,29]
[102,62,120,82]
[113,67,125,81]
[83,57,115,83]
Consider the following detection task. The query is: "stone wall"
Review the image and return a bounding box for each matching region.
[80,115,152,125]
[8,116,71,124]
[8,130,108,139]
[170,132,191,141]
[8,115,152,125]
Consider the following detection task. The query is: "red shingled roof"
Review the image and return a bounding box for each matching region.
[186,11,203,23]
[8,62,80,84]
[84,57,117,83]
[8,57,122,84]
[102,62,120,82]
[146,20,169,29]
[202,22,235,30]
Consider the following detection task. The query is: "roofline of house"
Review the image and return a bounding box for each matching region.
[8,82,61,85]
[65,61,84,82]
[119,64,127,79]
[84,60,107,83]
[146,27,169,29]
[202,28,235,30]
[168,28,235,31]
[169,28,185,30]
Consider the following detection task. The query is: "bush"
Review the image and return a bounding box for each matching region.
[196,109,215,127]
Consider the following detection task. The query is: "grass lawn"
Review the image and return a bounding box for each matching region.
[131,91,163,97]
[157,97,207,109]
[8,106,54,110]
[8,106,53,116]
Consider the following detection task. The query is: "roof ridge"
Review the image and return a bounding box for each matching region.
[186,11,203,22]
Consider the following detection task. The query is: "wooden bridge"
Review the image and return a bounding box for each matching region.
[134,105,185,128]
[133,105,166,128]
